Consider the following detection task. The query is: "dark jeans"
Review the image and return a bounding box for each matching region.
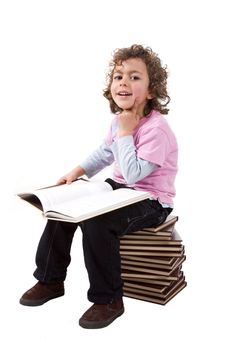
[33,179,172,304]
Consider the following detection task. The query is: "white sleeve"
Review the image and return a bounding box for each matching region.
[80,142,114,178]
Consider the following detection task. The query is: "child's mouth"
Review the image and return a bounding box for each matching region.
[117,91,132,96]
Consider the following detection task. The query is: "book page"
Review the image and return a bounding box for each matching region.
[24,179,112,212]
[45,188,150,222]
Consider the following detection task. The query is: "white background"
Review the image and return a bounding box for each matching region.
[1,0,232,349]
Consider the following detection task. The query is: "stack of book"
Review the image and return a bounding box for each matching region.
[120,216,187,305]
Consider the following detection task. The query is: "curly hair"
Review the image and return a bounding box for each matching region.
[103,44,170,115]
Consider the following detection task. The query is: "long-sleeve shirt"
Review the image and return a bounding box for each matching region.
[80,110,178,206]
[80,137,157,184]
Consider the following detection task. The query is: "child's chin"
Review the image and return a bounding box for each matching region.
[118,103,134,110]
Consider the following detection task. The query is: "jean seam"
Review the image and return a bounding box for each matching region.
[42,227,56,281]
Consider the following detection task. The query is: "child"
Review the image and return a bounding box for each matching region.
[20,44,178,329]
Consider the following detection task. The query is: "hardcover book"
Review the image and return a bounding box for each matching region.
[121,256,186,274]
[123,277,187,305]
[121,228,182,243]
[17,178,151,223]
[120,220,187,305]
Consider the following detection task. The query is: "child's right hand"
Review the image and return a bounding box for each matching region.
[56,166,85,185]
[56,173,76,185]
[118,99,140,137]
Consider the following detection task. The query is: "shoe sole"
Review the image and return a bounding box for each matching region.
[19,291,64,307]
[79,307,125,329]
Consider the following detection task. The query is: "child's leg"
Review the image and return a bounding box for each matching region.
[80,216,123,304]
[80,199,171,304]
[33,220,78,283]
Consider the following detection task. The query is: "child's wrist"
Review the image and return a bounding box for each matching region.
[118,131,132,138]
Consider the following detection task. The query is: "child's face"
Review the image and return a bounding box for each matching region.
[110,58,152,116]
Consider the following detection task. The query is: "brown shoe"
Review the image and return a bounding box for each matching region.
[19,281,64,306]
[79,299,124,329]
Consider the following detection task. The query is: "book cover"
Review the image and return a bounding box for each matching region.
[141,216,178,235]
[121,234,173,241]
[120,255,178,266]
[120,229,182,244]
[122,277,172,286]
[123,275,185,296]
[123,281,170,293]
[121,256,186,272]
[123,277,187,305]
[121,266,182,281]
[120,244,183,252]
[120,248,185,257]
[121,258,185,277]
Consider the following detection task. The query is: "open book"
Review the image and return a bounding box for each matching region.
[17,178,151,223]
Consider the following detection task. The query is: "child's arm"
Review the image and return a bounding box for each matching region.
[112,136,157,184]
[113,100,158,184]
[79,142,114,178]
[57,142,114,185]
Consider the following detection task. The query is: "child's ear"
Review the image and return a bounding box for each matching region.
[147,93,153,100]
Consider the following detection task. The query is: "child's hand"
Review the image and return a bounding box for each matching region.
[56,166,85,185]
[118,99,140,137]
[56,174,75,185]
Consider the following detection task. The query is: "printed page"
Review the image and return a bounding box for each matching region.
[45,188,150,222]
[24,179,112,212]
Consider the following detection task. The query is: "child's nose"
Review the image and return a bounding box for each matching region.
[120,78,128,86]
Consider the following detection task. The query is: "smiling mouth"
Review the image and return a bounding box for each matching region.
[117,92,132,96]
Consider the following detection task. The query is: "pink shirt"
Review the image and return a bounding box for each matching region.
[105,110,178,204]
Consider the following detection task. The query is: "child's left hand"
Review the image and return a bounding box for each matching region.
[118,99,140,137]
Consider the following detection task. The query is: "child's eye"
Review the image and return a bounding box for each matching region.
[131,76,140,80]
[113,75,122,80]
